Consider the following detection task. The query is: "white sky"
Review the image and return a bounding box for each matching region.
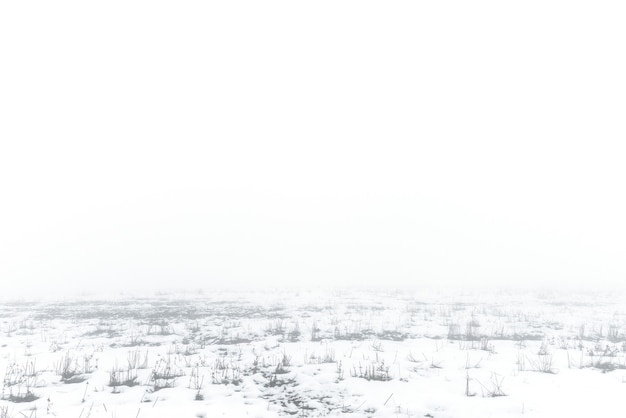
[1,1,625,296]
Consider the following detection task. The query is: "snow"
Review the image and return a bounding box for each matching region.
[1,287,626,417]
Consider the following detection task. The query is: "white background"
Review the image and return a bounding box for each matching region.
[1,1,625,296]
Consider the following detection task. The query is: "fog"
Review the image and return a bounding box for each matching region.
[1,1,625,297]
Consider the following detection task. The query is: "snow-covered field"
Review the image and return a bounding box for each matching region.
[2,288,626,418]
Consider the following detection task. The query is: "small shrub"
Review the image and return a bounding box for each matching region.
[109,367,139,392]
[150,356,184,391]
[350,361,392,381]
[2,362,40,403]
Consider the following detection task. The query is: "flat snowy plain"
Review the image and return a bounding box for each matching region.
[1,288,626,418]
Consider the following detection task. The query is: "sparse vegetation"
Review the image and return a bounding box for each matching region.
[2,290,625,416]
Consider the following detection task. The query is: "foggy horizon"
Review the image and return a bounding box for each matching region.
[2,1,625,298]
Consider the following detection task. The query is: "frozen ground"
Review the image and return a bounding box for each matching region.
[1,287,626,418]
